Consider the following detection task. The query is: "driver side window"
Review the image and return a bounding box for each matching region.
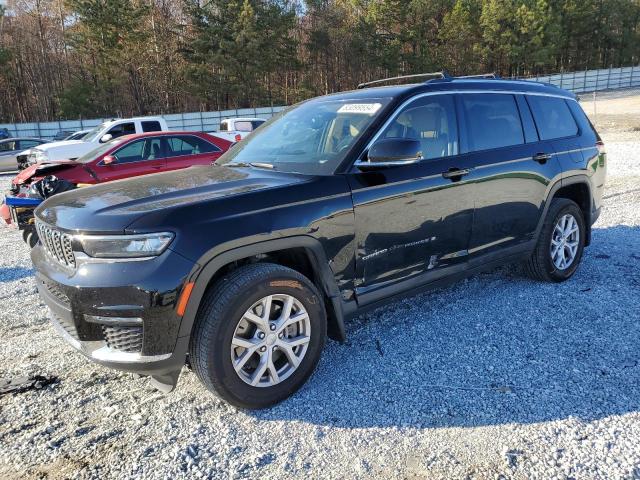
[112,138,163,164]
[381,95,458,160]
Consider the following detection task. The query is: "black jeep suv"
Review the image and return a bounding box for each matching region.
[31,74,606,409]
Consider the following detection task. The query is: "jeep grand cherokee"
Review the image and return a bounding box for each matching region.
[31,73,606,409]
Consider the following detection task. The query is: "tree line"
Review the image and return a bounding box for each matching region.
[0,0,639,123]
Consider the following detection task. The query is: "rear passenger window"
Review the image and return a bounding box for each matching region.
[141,121,162,132]
[234,121,253,132]
[462,94,524,151]
[380,95,458,160]
[526,96,579,140]
[166,135,220,157]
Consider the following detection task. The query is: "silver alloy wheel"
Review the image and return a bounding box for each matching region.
[550,213,580,270]
[230,294,311,388]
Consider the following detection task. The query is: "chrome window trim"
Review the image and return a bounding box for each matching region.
[354,89,578,169]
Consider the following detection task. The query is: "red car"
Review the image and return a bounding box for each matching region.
[1,131,231,241]
[11,131,231,189]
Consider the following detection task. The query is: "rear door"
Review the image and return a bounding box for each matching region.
[164,135,223,171]
[459,93,561,262]
[93,137,165,181]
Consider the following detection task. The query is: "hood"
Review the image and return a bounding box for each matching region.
[37,140,85,150]
[13,160,77,185]
[35,165,310,233]
[36,141,94,161]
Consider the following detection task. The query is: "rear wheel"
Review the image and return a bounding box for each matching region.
[189,263,326,409]
[524,198,586,282]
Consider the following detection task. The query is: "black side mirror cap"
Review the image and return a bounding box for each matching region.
[358,138,423,169]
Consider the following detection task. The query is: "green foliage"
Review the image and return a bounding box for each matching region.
[63,0,150,114]
[183,0,298,108]
[56,80,98,119]
[1,0,640,121]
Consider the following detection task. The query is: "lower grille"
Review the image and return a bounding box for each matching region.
[50,312,79,340]
[102,326,143,353]
[43,279,69,305]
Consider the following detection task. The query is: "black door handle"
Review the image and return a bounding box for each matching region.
[442,167,472,180]
[533,153,552,164]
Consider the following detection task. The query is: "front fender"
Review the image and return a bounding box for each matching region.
[176,235,346,341]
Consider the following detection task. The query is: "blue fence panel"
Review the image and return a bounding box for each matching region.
[522,65,640,93]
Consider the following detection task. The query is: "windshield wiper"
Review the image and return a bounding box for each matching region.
[222,162,250,168]
[223,162,276,170]
[249,162,276,170]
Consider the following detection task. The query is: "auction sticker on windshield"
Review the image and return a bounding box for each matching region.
[337,103,382,115]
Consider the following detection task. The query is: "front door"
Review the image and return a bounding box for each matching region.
[93,137,165,182]
[347,94,474,302]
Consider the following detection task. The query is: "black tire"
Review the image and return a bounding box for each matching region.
[21,228,38,248]
[26,230,38,248]
[189,263,327,409]
[524,198,586,282]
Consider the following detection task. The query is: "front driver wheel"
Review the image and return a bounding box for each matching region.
[189,263,326,409]
[524,198,586,282]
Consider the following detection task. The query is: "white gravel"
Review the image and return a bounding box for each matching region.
[1,133,639,479]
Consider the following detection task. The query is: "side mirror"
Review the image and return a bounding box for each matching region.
[103,155,116,165]
[100,134,113,143]
[362,138,423,168]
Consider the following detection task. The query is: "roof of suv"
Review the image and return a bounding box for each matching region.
[321,77,575,102]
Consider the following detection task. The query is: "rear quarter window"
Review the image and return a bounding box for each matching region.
[526,96,579,140]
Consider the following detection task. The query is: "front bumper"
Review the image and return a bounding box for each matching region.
[31,243,196,377]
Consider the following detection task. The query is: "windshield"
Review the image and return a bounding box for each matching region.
[217,97,391,175]
[81,123,110,142]
[76,138,126,163]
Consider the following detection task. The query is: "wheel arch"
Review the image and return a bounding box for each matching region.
[177,236,346,342]
[539,175,594,246]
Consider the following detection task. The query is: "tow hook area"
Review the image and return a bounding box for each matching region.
[150,369,182,393]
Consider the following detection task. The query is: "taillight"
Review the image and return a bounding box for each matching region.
[596,140,606,155]
[235,134,242,142]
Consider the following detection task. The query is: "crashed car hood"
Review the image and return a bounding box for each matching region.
[13,160,77,185]
[34,165,310,233]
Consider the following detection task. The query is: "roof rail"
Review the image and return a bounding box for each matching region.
[357,72,450,89]
[456,73,500,79]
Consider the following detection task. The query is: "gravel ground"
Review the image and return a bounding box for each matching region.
[1,132,639,480]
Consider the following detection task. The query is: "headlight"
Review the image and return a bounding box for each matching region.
[31,150,48,163]
[77,232,174,258]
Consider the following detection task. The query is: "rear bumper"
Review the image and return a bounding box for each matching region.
[32,244,196,378]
